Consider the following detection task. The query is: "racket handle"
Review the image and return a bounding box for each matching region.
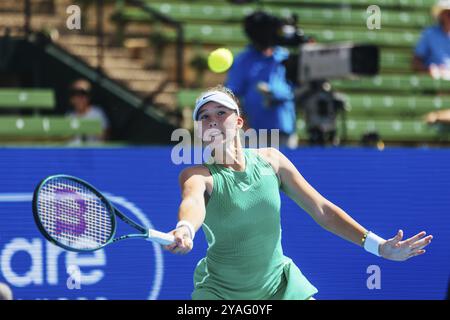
[147,229,175,245]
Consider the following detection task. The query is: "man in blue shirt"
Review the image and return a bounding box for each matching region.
[413,0,450,73]
[416,1,450,124]
[226,11,298,149]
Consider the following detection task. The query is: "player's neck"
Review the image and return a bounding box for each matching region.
[213,143,245,172]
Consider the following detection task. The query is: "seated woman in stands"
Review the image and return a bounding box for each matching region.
[66,79,110,143]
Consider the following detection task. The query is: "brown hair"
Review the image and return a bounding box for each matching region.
[197,85,244,117]
[70,79,92,92]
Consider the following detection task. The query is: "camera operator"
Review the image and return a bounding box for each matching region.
[225,11,299,149]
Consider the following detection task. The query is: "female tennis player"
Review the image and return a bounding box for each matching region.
[164,85,433,300]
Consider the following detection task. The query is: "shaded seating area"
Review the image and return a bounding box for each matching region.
[0,88,102,143]
[109,0,449,145]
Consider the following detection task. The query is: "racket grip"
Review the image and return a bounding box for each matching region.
[147,229,175,245]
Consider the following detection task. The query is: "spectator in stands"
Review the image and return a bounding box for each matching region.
[226,11,298,149]
[423,109,450,124]
[0,282,13,300]
[66,79,110,143]
[413,0,450,79]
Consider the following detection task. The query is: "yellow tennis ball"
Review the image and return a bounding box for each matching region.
[208,48,233,73]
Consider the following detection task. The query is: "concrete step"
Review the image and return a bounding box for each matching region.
[134,90,177,110]
[59,43,131,59]
[0,13,62,29]
[83,56,146,69]
[154,93,176,109]
[133,80,177,95]
[57,35,99,46]
[0,0,54,13]
[126,79,168,93]
[0,28,24,37]
[124,24,153,35]
[0,2,25,12]
[162,82,178,93]
[106,68,167,82]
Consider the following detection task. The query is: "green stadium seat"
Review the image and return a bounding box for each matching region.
[168,23,419,48]
[380,50,413,73]
[260,0,436,9]
[0,89,55,110]
[176,89,450,119]
[142,0,435,5]
[331,75,450,92]
[113,4,424,47]
[297,118,450,142]
[176,90,450,142]
[116,0,449,145]
[0,116,103,138]
[343,94,450,118]
[135,2,432,29]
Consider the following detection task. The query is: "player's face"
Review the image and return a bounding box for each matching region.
[70,90,90,113]
[196,102,243,145]
[440,10,450,27]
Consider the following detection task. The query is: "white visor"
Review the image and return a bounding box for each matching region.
[193,91,240,121]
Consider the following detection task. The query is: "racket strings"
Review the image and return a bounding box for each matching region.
[37,178,113,250]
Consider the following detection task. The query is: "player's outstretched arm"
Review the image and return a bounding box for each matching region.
[269,148,433,261]
[163,166,208,255]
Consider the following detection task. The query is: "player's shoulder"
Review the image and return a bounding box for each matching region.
[422,24,440,37]
[250,147,283,158]
[249,148,285,179]
[179,165,211,184]
[249,147,286,168]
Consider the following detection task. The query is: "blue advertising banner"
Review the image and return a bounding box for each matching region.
[0,147,448,300]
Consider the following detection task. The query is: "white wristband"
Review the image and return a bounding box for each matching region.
[364,231,385,257]
[176,220,195,240]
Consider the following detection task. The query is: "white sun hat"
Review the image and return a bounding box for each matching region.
[432,0,450,18]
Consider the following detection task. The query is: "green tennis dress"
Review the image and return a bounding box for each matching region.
[192,148,318,300]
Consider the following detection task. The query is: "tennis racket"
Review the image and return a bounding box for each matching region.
[32,174,175,252]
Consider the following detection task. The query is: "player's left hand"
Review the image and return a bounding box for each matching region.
[379,230,433,261]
